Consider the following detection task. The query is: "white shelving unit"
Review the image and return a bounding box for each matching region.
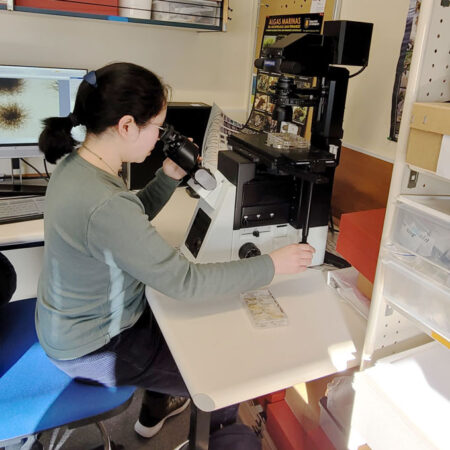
[361,0,450,366]
[347,3,450,448]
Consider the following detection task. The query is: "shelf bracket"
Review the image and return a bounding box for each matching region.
[384,304,393,316]
[407,169,419,188]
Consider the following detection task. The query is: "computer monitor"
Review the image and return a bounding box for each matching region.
[0,64,87,195]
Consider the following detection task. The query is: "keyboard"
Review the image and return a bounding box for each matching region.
[0,196,45,224]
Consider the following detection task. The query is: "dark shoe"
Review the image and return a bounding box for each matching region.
[134,394,190,438]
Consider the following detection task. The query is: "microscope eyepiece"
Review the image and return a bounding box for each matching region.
[159,124,217,191]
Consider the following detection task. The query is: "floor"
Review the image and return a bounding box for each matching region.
[38,389,191,450]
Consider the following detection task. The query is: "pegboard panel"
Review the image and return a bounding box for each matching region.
[417,3,450,102]
[367,304,427,358]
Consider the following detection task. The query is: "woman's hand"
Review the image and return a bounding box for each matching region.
[269,243,316,274]
[162,157,187,180]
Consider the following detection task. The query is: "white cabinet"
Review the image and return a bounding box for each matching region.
[362,0,450,363]
[351,2,450,448]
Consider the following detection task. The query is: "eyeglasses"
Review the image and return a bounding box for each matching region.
[149,122,167,138]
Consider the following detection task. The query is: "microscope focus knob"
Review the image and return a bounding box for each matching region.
[239,242,261,259]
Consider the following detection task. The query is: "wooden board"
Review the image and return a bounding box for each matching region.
[332,146,393,218]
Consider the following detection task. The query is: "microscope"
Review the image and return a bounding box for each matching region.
[180,20,373,265]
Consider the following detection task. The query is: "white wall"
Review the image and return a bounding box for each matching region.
[0,2,258,115]
[339,0,410,162]
[0,1,259,174]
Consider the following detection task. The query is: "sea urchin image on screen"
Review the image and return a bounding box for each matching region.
[0,78,25,95]
[0,78,59,144]
[0,103,27,130]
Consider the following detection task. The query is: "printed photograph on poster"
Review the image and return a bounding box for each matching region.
[247,13,324,136]
[254,93,269,112]
[247,111,268,131]
[256,74,270,93]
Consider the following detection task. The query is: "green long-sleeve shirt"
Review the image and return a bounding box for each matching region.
[36,151,274,360]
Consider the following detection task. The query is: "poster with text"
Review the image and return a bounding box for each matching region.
[247,13,323,136]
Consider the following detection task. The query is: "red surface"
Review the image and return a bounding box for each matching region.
[256,389,286,408]
[308,426,336,450]
[265,400,336,449]
[336,208,386,283]
[266,401,310,450]
[16,0,118,16]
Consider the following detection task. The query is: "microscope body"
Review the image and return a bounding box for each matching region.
[181,133,334,266]
[181,173,328,265]
[181,20,373,265]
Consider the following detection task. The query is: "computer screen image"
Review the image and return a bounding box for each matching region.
[0,65,86,156]
[0,65,86,195]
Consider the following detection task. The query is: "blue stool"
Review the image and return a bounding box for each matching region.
[0,298,136,449]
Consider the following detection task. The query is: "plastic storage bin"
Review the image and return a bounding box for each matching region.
[382,251,450,340]
[391,197,450,271]
[152,0,220,26]
[319,397,347,450]
[119,0,151,19]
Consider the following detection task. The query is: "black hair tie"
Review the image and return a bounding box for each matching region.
[68,113,80,127]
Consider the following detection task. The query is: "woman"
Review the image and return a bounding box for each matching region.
[36,62,315,447]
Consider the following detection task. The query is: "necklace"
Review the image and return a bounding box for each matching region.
[81,144,117,176]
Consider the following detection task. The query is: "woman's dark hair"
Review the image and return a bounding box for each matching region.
[39,62,169,164]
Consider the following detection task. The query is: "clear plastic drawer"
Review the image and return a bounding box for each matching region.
[391,197,450,271]
[382,250,450,341]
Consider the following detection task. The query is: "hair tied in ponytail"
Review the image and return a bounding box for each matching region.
[83,71,97,87]
[68,113,80,128]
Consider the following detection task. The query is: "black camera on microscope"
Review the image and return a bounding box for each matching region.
[159,124,216,191]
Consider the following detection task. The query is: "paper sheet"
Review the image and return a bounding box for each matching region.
[310,0,326,13]
[436,134,450,180]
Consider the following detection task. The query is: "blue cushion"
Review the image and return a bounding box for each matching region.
[0,298,135,442]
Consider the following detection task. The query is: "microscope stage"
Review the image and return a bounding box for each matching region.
[228,133,336,167]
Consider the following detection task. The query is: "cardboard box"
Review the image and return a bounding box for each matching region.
[406,102,450,179]
[356,272,373,299]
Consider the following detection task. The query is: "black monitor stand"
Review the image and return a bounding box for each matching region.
[0,158,47,197]
[0,183,47,197]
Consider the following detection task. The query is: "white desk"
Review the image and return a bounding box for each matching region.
[151,189,365,404]
[0,219,44,248]
[146,270,365,412]
[147,189,366,449]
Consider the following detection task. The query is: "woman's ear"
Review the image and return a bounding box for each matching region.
[117,115,139,141]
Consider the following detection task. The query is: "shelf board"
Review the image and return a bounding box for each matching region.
[407,164,450,184]
[397,194,450,222]
[385,297,450,349]
[1,4,223,31]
